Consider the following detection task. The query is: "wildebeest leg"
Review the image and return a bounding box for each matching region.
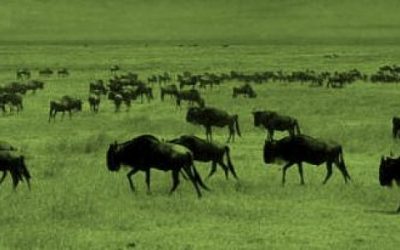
[322,162,333,184]
[169,169,180,195]
[282,162,295,185]
[218,161,230,179]
[126,168,140,192]
[227,124,235,143]
[182,166,203,198]
[145,169,151,194]
[10,171,19,190]
[297,163,305,185]
[0,171,6,186]
[206,161,218,180]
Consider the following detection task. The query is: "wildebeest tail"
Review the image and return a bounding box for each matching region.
[224,146,238,179]
[234,114,241,137]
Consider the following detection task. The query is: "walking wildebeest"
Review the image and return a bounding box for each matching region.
[0,150,31,190]
[176,89,205,108]
[88,93,100,113]
[106,134,209,197]
[392,117,400,138]
[232,83,257,98]
[48,96,82,122]
[379,156,400,213]
[263,135,351,185]
[253,110,301,140]
[168,135,238,179]
[160,84,178,101]
[186,107,241,143]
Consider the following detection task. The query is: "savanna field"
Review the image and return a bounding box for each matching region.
[2,0,400,249]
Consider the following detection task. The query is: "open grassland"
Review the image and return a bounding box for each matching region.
[0,44,400,249]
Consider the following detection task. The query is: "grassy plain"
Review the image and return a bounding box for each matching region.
[1,0,400,249]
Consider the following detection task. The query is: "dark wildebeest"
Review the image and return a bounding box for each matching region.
[232,83,257,98]
[176,89,205,108]
[392,117,400,138]
[16,68,31,80]
[48,96,82,122]
[25,80,44,94]
[0,150,31,190]
[263,135,351,185]
[160,84,178,101]
[57,68,69,77]
[39,68,53,77]
[108,92,125,112]
[168,135,238,180]
[379,156,400,213]
[88,93,100,113]
[106,134,209,197]
[186,107,241,143]
[253,110,301,140]
[0,93,23,113]
[89,80,107,95]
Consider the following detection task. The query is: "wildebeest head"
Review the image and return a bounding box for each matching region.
[263,140,278,164]
[107,142,121,171]
[186,107,202,124]
[379,156,395,186]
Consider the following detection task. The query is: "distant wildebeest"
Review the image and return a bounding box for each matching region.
[168,135,238,180]
[0,150,31,190]
[232,83,257,98]
[178,75,198,89]
[106,134,209,197]
[48,96,82,122]
[110,65,120,75]
[108,92,126,112]
[2,82,28,95]
[252,110,301,140]
[379,156,400,213]
[39,68,53,77]
[88,93,100,113]
[160,84,178,101]
[134,84,153,103]
[263,135,351,185]
[89,80,107,95]
[186,107,241,143]
[57,68,69,77]
[25,80,44,94]
[176,89,205,108]
[16,68,31,80]
[0,93,23,113]
[392,117,400,138]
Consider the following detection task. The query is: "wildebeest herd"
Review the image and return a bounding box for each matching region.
[1,65,400,213]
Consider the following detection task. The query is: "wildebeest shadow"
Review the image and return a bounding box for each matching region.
[364,209,400,215]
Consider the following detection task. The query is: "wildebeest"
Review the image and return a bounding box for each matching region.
[89,80,107,95]
[253,110,301,140]
[48,96,82,122]
[39,68,53,77]
[186,107,241,143]
[57,68,69,77]
[0,93,23,113]
[25,80,44,94]
[110,65,120,75]
[0,150,31,190]
[263,135,351,185]
[176,89,205,108]
[379,156,400,213]
[392,117,400,138]
[168,135,238,179]
[108,92,125,112]
[106,134,209,197]
[232,83,256,98]
[88,93,100,113]
[160,84,178,101]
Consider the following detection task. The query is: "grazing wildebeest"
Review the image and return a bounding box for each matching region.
[160,84,178,101]
[106,134,209,197]
[232,83,257,98]
[88,93,100,113]
[57,68,69,77]
[2,82,27,95]
[176,89,205,108]
[16,68,30,80]
[48,96,82,122]
[25,80,44,94]
[263,135,351,185]
[379,156,400,213]
[0,151,31,190]
[392,117,400,138]
[168,135,238,180]
[252,110,301,140]
[39,68,53,77]
[0,93,23,113]
[186,107,241,143]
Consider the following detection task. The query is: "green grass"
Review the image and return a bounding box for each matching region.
[0,44,400,249]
